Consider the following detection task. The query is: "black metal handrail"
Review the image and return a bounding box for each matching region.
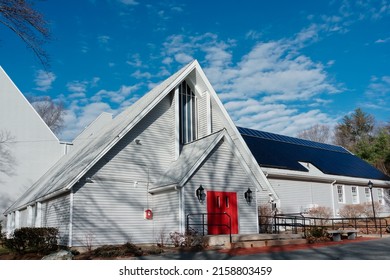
[259,214,389,237]
[186,212,232,243]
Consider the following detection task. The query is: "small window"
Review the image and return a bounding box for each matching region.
[337,185,344,203]
[365,188,371,202]
[378,189,384,205]
[216,196,221,208]
[225,196,229,208]
[352,186,359,204]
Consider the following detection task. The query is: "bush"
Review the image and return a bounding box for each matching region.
[307,206,332,226]
[91,242,143,258]
[169,231,206,248]
[3,227,58,254]
[306,226,330,244]
[339,204,365,219]
[259,205,273,233]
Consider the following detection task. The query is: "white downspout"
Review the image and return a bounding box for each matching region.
[331,180,337,218]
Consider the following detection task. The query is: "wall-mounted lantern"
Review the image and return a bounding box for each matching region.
[244,188,253,203]
[196,185,205,202]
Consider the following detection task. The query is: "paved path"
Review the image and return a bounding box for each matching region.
[138,236,390,260]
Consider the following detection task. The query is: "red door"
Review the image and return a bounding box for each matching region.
[207,191,238,235]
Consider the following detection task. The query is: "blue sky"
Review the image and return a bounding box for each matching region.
[1,0,389,141]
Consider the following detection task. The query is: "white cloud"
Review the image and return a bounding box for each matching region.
[161,30,340,136]
[363,75,390,110]
[98,35,111,44]
[375,37,390,43]
[34,70,56,92]
[118,0,138,6]
[174,53,193,64]
[60,102,114,141]
[132,70,152,79]
[92,84,140,104]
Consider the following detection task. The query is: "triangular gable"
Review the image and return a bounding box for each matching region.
[0,66,60,142]
[152,130,225,190]
[151,129,265,194]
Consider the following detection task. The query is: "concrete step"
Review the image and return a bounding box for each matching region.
[204,233,306,249]
[231,238,307,249]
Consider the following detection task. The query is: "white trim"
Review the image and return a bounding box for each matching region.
[35,202,42,227]
[377,188,384,205]
[174,86,180,160]
[178,187,185,234]
[206,91,211,135]
[68,188,74,247]
[15,211,20,229]
[331,180,337,217]
[27,205,33,227]
[337,185,345,204]
[365,187,371,202]
[351,186,359,204]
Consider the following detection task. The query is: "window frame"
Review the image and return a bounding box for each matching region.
[337,185,345,203]
[179,80,198,144]
[351,186,359,204]
[364,187,372,202]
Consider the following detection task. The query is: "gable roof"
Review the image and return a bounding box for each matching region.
[238,126,390,182]
[153,130,225,190]
[5,61,197,213]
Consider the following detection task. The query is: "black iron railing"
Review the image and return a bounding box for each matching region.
[259,214,389,237]
[186,212,232,243]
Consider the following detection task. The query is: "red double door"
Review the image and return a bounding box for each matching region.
[207,191,238,235]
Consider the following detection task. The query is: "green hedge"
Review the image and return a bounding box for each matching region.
[4,227,58,254]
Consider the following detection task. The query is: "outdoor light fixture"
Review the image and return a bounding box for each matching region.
[196,185,205,202]
[244,188,253,203]
[368,180,377,230]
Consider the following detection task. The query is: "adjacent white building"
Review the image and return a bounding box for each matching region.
[0,67,65,217]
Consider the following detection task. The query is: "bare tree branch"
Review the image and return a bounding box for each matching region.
[30,95,65,134]
[297,124,332,144]
[0,0,50,68]
[0,130,16,177]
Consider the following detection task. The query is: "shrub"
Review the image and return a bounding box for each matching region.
[339,204,365,219]
[307,206,332,226]
[169,231,206,248]
[3,227,58,254]
[91,242,143,258]
[306,226,330,244]
[259,205,273,233]
[362,202,383,217]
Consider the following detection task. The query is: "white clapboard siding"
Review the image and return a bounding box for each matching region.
[269,179,333,214]
[72,94,177,246]
[152,190,180,245]
[197,91,209,138]
[42,194,71,246]
[184,140,258,235]
[72,180,156,246]
[210,99,225,133]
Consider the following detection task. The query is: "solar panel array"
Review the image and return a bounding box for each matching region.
[237,126,348,154]
[237,126,390,181]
